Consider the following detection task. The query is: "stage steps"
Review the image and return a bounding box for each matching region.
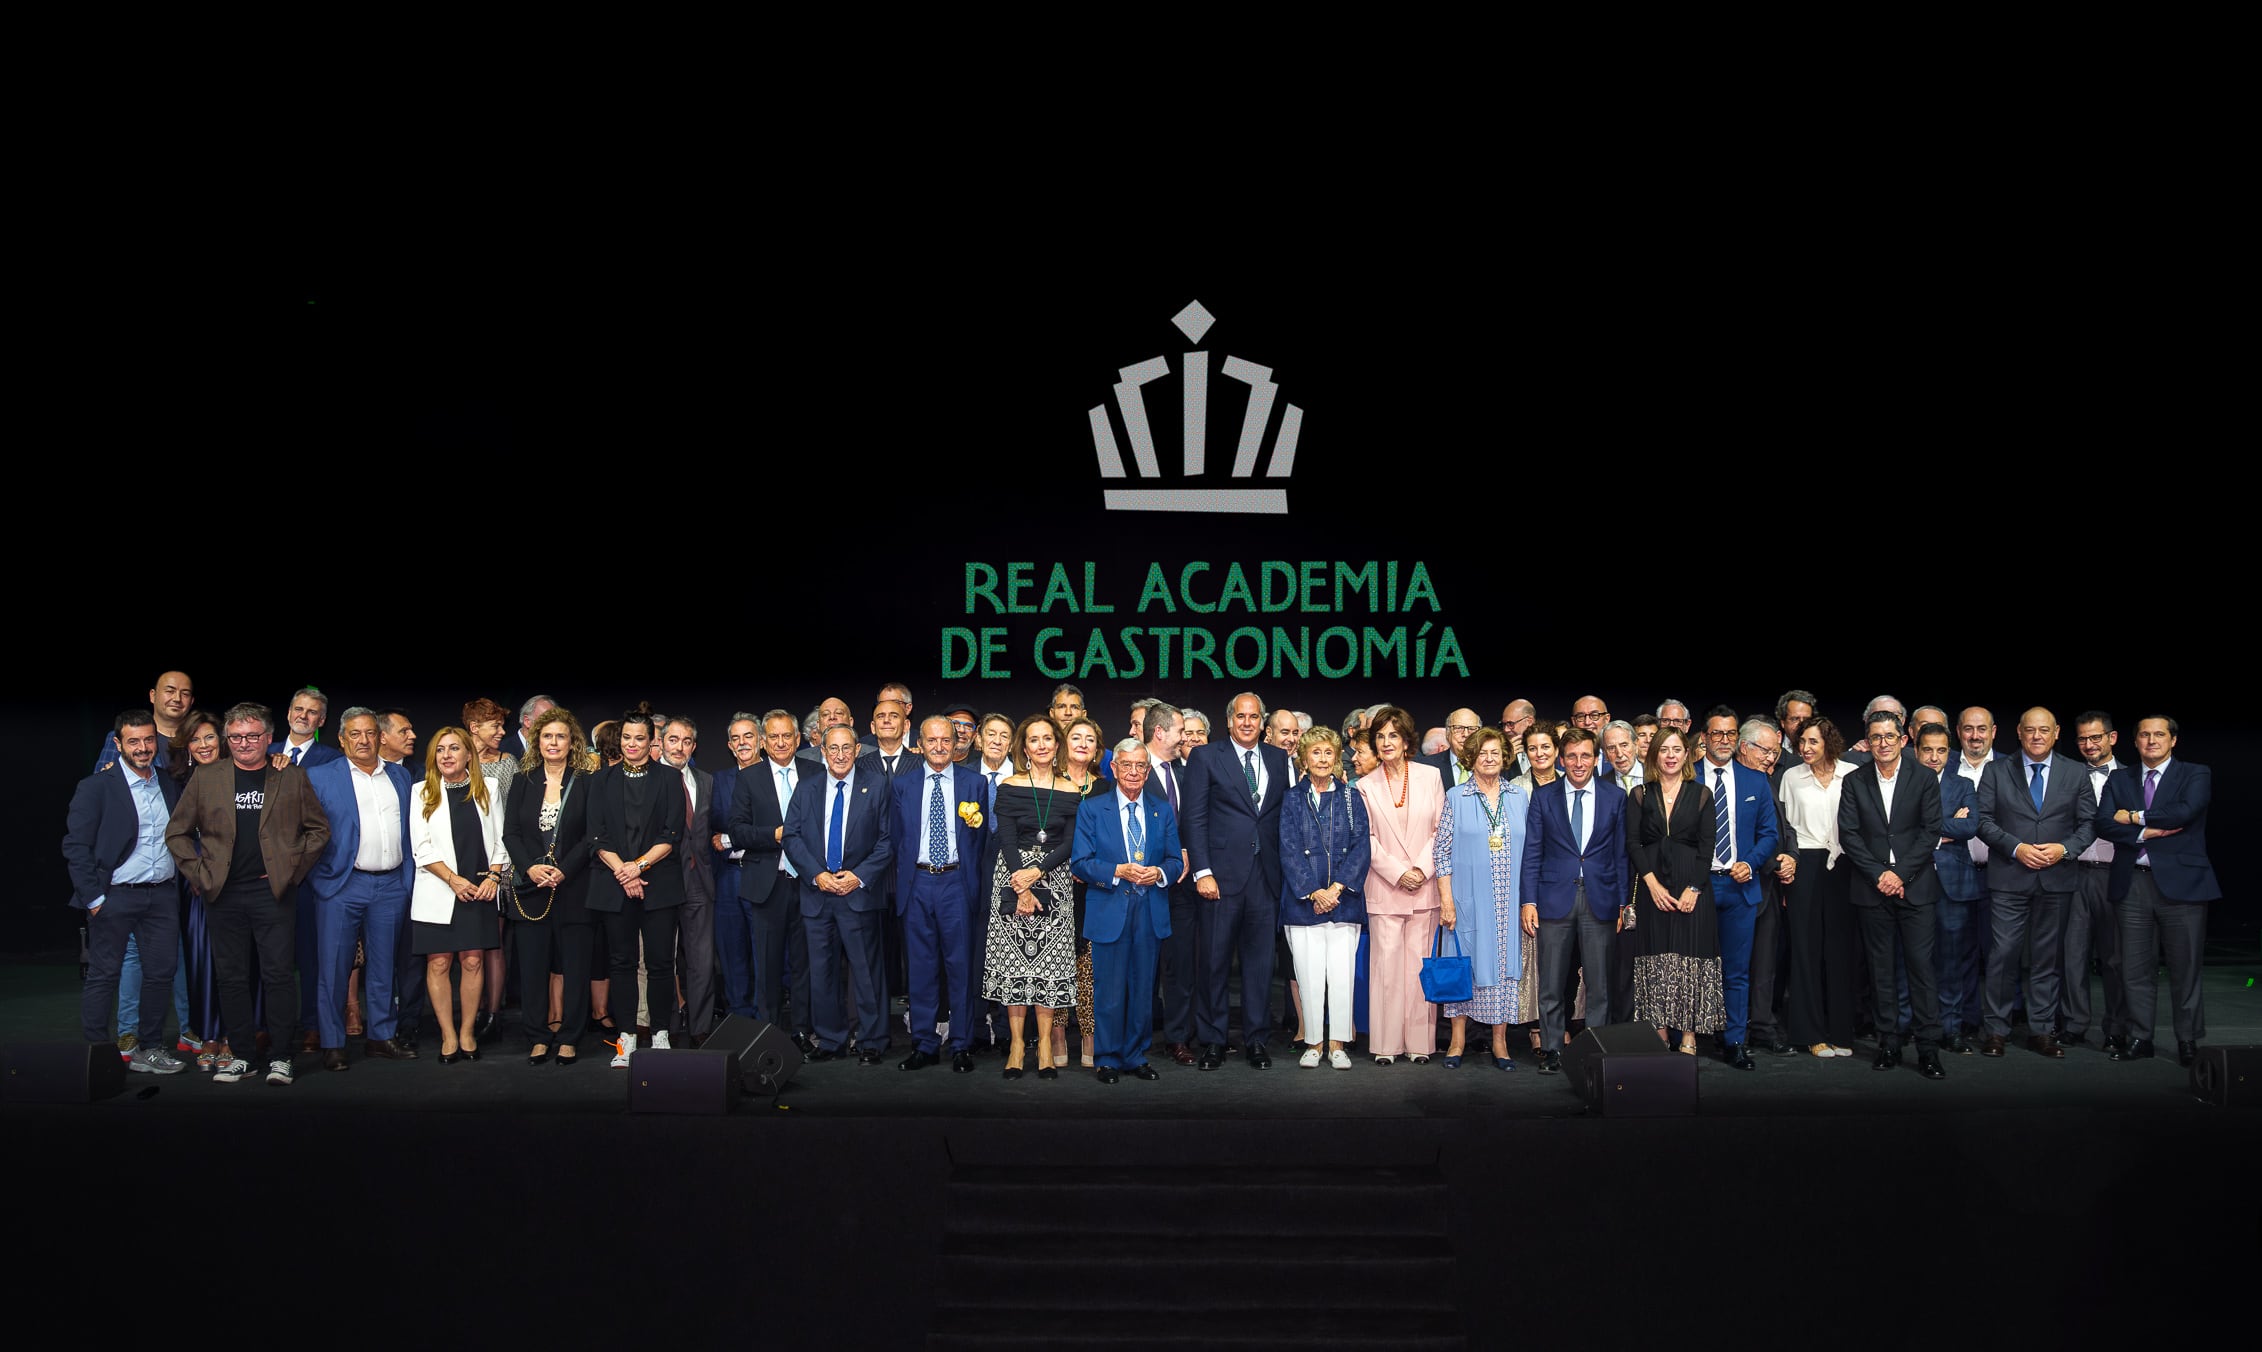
[928,1164,1465,1349]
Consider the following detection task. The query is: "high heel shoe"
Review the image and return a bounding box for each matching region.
[555,1048,579,1066]
[1038,1066,1058,1080]
[529,1045,552,1066]
[1002,1049,1025,1081]
[439,1047,463,1065]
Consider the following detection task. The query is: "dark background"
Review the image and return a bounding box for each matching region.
[19,245,2251,955]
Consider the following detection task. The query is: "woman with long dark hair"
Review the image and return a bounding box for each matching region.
[504,708,598,1065]
[167,710,229,1069]
[980,715,1084,1080]
[1627,729,1726,1054]
[1777,715,1857,1058]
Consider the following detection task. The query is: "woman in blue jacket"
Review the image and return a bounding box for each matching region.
[1279,727,1370,1069]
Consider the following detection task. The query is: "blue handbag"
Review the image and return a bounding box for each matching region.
[1418,923,1473,1004]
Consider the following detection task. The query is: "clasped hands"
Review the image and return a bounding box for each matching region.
[813,869,863,896]
[1115,860,1165,887]
[1648,882,1697,913]
[525,863,565,889]
[450,871,498,904]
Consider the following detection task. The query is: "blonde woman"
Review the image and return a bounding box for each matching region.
[409,728,512,1063]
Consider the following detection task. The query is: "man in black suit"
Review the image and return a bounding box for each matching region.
[2062,712,2130,1051]
[1974,707,2096,1058]
[513,694,557,759]
[1139,704,1201,1066]
[796,697,854,767]
[1181,692,1290,1070]
[727,710,813,1046]
[1420,707,1482,790]
[661,718,719,1045]
[782,725,895,1063]
[63,712,186,1073]
[2099,716,2217,1067]
[1838,713,1947,1079]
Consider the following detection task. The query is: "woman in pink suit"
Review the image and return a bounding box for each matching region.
[1356,706,1447,1064]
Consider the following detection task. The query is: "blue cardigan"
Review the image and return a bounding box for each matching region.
[1278,778,1369,926]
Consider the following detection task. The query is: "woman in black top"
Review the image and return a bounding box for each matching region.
[409,728,512,1062]
[1626,728,1726,1053]
[586,710,686,1067]
[504,707,598,1066]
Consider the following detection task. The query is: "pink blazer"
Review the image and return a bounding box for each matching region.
[1358,760,1444,916]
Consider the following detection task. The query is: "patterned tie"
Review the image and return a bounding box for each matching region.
[2143,768,2158,809]
[1127,800,1145,891]
[827,779,845,873]
[2030,761,2047,812]
[1713,768,1731,865]
[927,772,949,867]
[776,768,797,877]
[1242,749,1260,804]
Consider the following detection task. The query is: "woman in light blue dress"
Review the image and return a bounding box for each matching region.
[1436,726,1525,1070]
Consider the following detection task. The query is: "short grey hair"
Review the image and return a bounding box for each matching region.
[1111,737,1148,760]
[1602,719,1635,739]
[1294,711,1312,732]
[518,694,556,726]
[1863,693,1905,719]
[289,686,329,716]
[1179,708,1210,733]
[1655,697,1688,717]
[222,702,273,736]
[801,707,823,738]
[1737,718,1780,748]
[729,710,761,728]
[665,714,699,736]
[337,705,378,728]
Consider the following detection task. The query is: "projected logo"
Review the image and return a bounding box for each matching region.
[1089,300,1301,516]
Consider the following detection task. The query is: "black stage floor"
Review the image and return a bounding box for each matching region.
[9,959,2258,1348]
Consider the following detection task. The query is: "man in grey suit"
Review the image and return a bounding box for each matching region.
[1974,707,2096,1058]
[663,718,719,1044]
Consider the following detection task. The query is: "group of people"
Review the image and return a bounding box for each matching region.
[63,674,2218,1091]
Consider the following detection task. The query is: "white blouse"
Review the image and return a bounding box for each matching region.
[1777,761,1845,870]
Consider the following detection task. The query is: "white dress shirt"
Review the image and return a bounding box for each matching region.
[1704,758,1737,870]
[349,760,404,871]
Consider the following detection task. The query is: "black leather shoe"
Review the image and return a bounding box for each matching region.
[857,1048,885,1066]
[2102,1035,2128,1056]
[2059,1031,2088,1048]
[1873,1044,1900,1071]
[1538,1050,1561,1075]
[1127,1064,1159,1080]
[792,1032,818,1056]
[1246,1044,1271,1070]
[2027,1034,2065,1059]
[1197,1045,1225,1071]
[2177,1040,2198,1067]
[1726,1044,1755,1071]
[1759,1038,1797,1056]
[898,1050,939,1071]
[1917,1051,1946,1080]
[1095,1066,1120,1083]
[1947,1033,1976,1056]
[2110,1038,2155,1062]
[362,1037,416,1061]
[951,1051,975,1073]
[321,1048,351,1072]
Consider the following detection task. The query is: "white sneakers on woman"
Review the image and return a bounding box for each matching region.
[1329,1048,1353,1070]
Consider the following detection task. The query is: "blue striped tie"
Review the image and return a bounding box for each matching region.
[1714,768,1731,865]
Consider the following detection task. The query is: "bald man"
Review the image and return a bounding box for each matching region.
[1973,708,2095,1058]
[1500,700,1536,775]
[1421,708,1482,789]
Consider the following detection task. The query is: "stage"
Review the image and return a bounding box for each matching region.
[8,958,2257,1348]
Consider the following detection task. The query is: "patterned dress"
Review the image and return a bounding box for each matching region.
[980,782,1083,1010]
[1437,781,1521,1025]
[1627,781,1726,1034]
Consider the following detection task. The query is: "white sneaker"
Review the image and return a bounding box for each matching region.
[1329,1048,1353,1070]
[1298,1047,1322,1069]
[650,1030,671,1050]
[212,1057,253,1083]
[265,1059,294,1086]
[610,1032,637,1068]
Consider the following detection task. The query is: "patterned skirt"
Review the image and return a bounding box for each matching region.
[1632,954,1726,1033]
[981,847,1077,1009]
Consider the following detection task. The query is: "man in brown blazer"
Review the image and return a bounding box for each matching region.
[165,701,331,1085]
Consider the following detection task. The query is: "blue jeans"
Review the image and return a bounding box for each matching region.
[116,931,194,1043]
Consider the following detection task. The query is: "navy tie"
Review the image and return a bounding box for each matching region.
[1571,788,1587,879]
[2029,761,2046,812]
[1713,768,1731,865]
[827,780,846,873]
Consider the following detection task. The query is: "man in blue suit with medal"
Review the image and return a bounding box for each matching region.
[1074,740,1182,1083]
[890,717,989,1072]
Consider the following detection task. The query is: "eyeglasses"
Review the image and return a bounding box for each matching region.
[1572,712,1607,724]
[949,719,976,729]
[224,732,266,744]
[1447,723,1483,734]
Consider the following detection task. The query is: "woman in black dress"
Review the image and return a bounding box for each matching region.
[586,710,686,1068]
[504,707,597,1066]
[980,715,1085,1080]
[586,719,623,1036]
[1626,728,1726,1054]
[409,728,512,1063]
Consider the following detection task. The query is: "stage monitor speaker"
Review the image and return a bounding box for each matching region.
[1565,1022,1697,1117]
[1,1042,126,1104]
[2192,1045,2260,1108]
[627,1049,739,1114]
[702,1015,802,1095]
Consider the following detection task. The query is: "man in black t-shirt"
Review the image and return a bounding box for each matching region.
[165,702,332,1086]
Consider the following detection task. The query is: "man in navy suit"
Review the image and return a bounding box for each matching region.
[890,718,988,1072]
[1075,740,1182,1083]
[2098,715,2217,1067]
[303,708,418,1071]
[92,670,195,772]
[727,711,813,1043]
[1699,710,1780,1070]
[62,711,185,1072]
[710,714,764,1023]
[1974,707,2096,1058]
[783,725,894,1063]
[1913,721,1984,1053]
[1839,712,1947,1079]
[1517,726,1625,1074]
[1181,692,1291,1070]
[270,686,341,1045]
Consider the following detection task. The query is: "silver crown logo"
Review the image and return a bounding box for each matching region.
[1089,300,1301,515]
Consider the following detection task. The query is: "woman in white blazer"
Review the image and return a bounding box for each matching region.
[409,727,512,1062]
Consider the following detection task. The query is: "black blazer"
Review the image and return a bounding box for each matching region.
[727,756,802,880]
[503,766,595,924]
[584,762,687,913]
[63,764,182,909]
[1837,761,1943,906]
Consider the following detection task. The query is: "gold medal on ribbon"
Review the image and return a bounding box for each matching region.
[1133,850,1144,861]
[1488,832,1504,851]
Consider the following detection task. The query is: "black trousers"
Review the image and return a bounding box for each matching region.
[2118,869,2207,1044]
[1157,886,1198,1044]
[603,901,677,1035]
[1857,894,1941,1050]
[742,867,794,1028]
[1784,851,1856,1047]
[209,883,297,1064]
[81,881,179,1045]
[511,918,592,1047]
[2061,863,2127,1038]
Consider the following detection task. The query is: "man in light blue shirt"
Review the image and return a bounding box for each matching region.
[62,711,185,1073]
